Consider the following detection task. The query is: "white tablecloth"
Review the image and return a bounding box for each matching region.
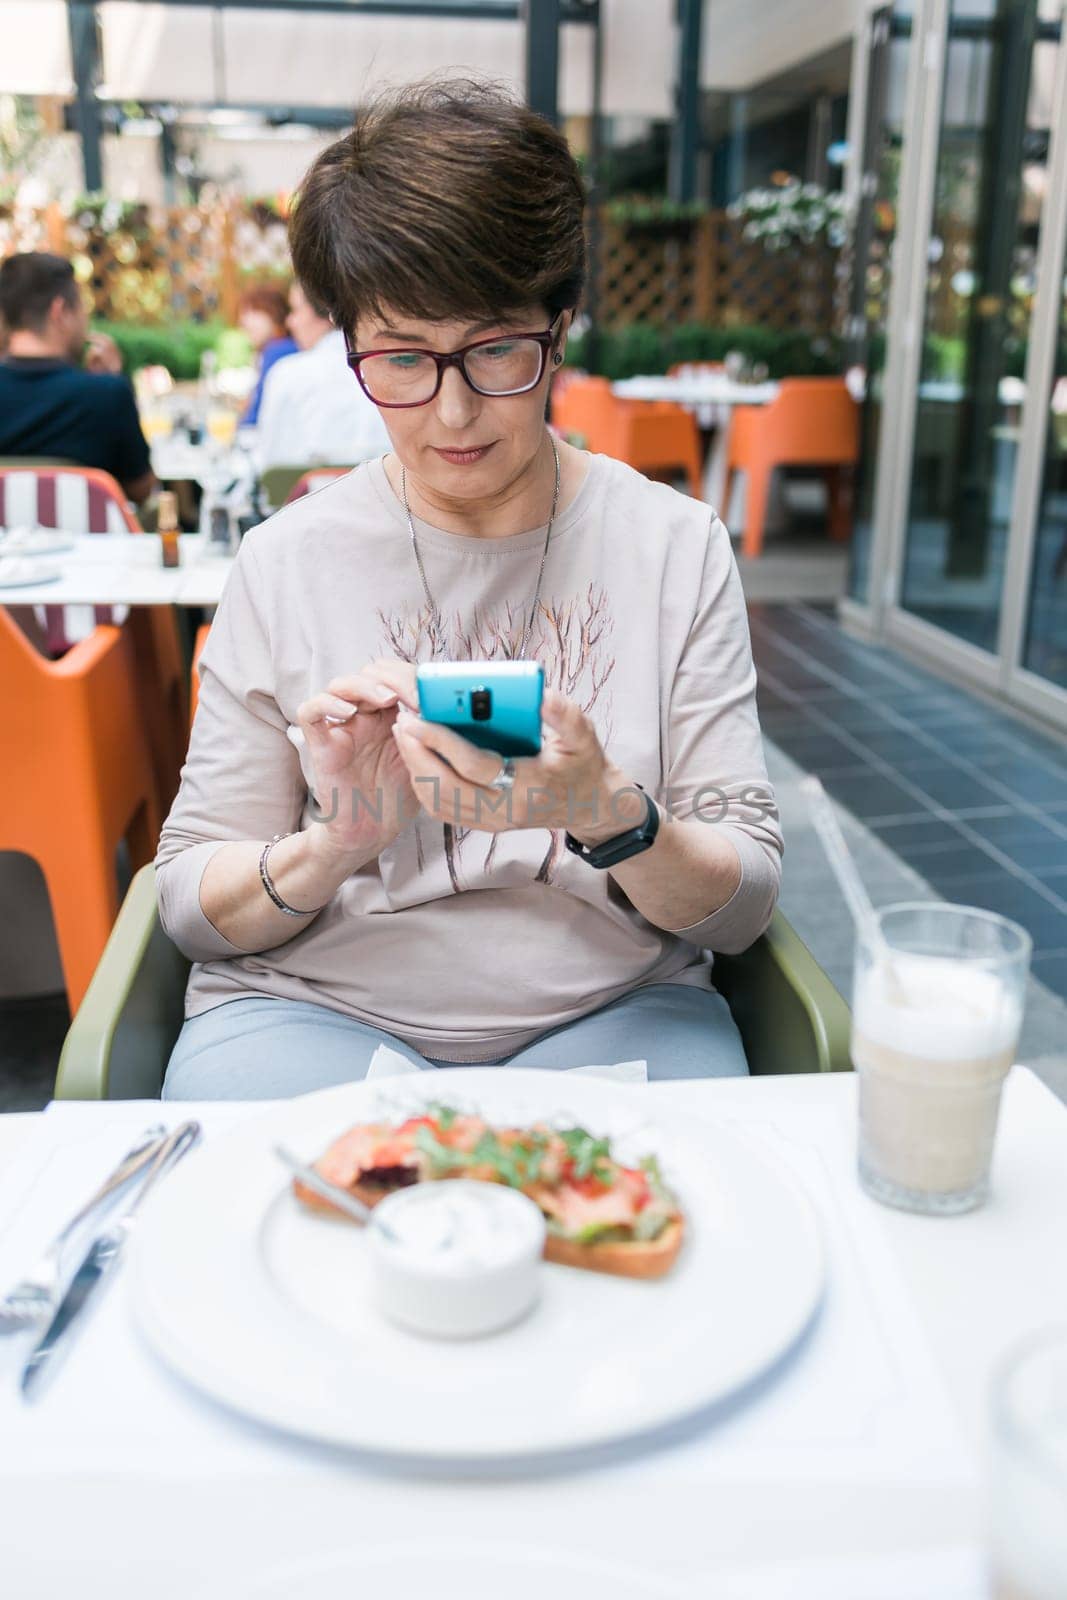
[151,436,253,489]
[0,533,233,607]
[612,376,780,412]
[3,1069,1065,1596]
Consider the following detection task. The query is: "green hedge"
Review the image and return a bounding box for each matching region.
[95,315,842,384]
[565,322,843,380]
[91,320,239,380]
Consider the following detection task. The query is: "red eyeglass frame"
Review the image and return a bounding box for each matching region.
[344,314,564,408]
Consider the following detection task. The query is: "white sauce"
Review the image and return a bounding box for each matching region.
[368,1180,546,1339]
[374,1181,544,1274]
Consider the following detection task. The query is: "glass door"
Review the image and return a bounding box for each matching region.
[894,0,1064,653]
[848,5,916,604]
[1019,242,1067,689]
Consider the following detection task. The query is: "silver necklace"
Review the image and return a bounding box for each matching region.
[401,434,561,661]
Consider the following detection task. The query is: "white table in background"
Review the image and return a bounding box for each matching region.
[612,374,781,528]
[0,533,234,609]
[150,431,256,490]
[2,1068,1066,1597]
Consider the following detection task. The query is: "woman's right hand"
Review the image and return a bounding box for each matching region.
[296,660,419,861]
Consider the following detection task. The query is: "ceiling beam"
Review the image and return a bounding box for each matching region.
[524,0,560,124]
[101,0,597,20]
[668,0,701,203]
[67,1,104,190]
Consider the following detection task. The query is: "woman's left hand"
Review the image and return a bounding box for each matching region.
[391,688,644,845]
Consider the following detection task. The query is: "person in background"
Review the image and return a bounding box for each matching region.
[238,283,298,427]
[256,280,391,470]
[0,251,157,504]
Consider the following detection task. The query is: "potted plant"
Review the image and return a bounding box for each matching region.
[727,177,850,254]
[605,197,709,241]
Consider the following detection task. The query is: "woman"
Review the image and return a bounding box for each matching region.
[238,283,298,426]
[156,81,783,1099]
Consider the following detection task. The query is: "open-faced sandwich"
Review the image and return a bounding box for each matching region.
[293,1104,684,1279]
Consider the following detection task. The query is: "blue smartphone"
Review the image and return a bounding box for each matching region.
[416,661,544,757]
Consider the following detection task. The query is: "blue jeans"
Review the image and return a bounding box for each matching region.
[162,982,749,1099]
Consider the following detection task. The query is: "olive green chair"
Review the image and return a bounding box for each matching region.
[259,463,355,510]
[53,865,851,1099]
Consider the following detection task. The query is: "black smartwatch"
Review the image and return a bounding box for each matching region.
[565,787,660,870]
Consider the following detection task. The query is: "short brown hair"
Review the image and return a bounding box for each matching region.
[0,252,79,334]
[288,79,586,336]
[237,282,290,330]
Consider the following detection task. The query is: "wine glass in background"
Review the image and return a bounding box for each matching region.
[206,408,238,452]
[724,349,747,384]
[199,348,220,399]
[141,406,173,444]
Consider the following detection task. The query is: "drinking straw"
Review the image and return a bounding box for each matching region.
[800,776,903,992]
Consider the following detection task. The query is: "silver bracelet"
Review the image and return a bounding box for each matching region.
[258,833,329,918]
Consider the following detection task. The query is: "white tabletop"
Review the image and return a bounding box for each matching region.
[151,438,217,485]
[612,374,780,409]
[150,432,256,488]
[2,1069,1065,1595]
[0,533,233,607]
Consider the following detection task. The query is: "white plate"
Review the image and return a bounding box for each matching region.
[0,529,76,556]
[0,557,62,588]
[229,1542,688,1600]
[131,1071,824,1465]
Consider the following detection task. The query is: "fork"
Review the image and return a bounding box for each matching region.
[0,1123,167,1335]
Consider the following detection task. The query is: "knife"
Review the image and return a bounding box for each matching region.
[20,1120,202,1402]
[0,1122,168,1337]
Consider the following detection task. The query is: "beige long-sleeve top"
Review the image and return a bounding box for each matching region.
[155,452,783,1062]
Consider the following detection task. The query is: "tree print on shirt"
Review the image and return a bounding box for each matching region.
[377,586,615,890]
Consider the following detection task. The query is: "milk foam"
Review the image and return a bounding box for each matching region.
[855,953,1021,1062]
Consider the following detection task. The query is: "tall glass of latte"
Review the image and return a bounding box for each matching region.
[853,902,1030,1215]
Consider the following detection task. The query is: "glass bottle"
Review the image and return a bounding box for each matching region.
[158,489,181,569]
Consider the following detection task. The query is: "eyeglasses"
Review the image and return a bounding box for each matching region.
[345,315,563,408]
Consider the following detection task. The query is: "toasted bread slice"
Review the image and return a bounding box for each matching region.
[293,1173,684,1278]
[543,1216,684,1279]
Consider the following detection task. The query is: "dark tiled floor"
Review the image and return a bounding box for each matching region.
[750,603,1067,1002]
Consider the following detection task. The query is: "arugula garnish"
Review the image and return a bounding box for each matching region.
[413,1125,551,1189]
[639,1152,676,1203]
[425,1102,458,1132]
[559,1126,615,1186]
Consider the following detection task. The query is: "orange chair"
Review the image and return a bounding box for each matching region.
[189,621,211,728]
[551,377,704,497]
[721,378,859,559]
[0,609,161,1012]
[0,465,189,815]
[550,374,615,444]
[607,401,704,499]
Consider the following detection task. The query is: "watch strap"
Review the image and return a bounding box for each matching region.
[564,788,660,870]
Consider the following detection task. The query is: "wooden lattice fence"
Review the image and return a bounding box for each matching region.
[597,212,841,333]
[2,202,843,335]
[0,200,291,326]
